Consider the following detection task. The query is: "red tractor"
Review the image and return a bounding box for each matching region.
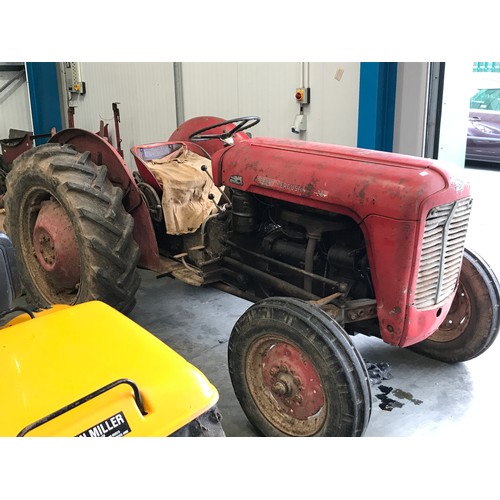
[4,116,500,437]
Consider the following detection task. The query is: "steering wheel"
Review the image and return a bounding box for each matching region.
[188,116,260,141]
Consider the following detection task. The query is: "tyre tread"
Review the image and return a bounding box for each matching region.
[4,144,140,313]
[228,297,371,437]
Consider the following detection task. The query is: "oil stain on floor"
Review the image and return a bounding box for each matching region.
[364,359,424,412]
[375,385,423,411]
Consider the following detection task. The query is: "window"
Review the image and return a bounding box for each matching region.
[470,88,500,111]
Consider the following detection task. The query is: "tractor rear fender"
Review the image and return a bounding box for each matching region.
[49,129,161,271]
[212,137,472,347]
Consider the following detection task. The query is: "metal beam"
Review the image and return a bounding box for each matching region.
[0,63,24,72]
[173,62,185,127]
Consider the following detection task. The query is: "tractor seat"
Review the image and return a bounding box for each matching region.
[131,141,212,193]
[130,143,219,235]
[131,143,185,192]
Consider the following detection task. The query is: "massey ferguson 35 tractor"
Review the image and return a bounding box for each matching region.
[4,116,500,437]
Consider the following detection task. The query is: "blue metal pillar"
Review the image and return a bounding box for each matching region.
[357,62,398,152]
[26,62,62,144]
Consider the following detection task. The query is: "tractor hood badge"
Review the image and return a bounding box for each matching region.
[229,175,243,185]
[450,177,467,193]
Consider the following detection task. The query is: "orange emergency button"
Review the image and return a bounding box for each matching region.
[295,87,309,104]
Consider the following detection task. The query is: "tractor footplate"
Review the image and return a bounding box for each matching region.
[156,255,204,286]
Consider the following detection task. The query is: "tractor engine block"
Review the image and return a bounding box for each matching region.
[212,191,376,321]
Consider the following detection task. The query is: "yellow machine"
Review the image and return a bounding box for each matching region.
[0,233,224,437]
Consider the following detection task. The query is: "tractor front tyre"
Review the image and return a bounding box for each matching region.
[169,407,225,437]
[4,143,141,314]
[228,297,372,437]
[409,248,500,363]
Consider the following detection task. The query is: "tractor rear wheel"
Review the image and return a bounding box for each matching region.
[228,297,372,437]
[4,143,141,314]
[409,248,500,363]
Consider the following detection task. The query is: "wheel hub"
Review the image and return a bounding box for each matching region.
[33,199,81,289]
[431,283,470,342]
[261,342,324,420]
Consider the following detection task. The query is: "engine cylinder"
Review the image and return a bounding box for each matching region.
[268,239,306,265]
[231,190,257,233]
[327,245,356,269]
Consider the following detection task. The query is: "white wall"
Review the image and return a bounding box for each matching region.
[182,62,360,146]
[306,62,360,146]
[58,62,177,169]
[182,62,300,139]
[0,68,32,138]
[52,62,361,171]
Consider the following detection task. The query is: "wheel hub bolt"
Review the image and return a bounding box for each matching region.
[272,381,288,395]
[269,366,280,377]
[39,234,56,264]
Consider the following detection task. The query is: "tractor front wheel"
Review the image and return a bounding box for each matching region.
[409,248,500,363]
[228,297,372,437]
[4,143,141,314]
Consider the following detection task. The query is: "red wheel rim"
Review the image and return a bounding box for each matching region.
[246,334,327,436]
[32,199,81,290]
[430,282,470,342]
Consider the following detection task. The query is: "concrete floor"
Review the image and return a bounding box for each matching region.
[127,165,500,438]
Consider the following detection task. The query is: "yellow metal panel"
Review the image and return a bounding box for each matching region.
[0,301,218,437]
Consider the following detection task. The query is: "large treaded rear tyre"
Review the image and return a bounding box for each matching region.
[228,297,372,437]
[4,143,141,314]
[409,247,500,363]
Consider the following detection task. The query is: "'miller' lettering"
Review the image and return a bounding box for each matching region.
[76,411,130,437]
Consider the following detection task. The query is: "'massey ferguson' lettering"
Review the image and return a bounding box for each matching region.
[255,175,306,193]
[255,175,328,198]
[77,411,131,437]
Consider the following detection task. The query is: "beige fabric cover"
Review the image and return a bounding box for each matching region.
[146,146,220,235]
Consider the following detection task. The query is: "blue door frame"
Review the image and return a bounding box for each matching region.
[357,62,398,152]
[26,62,62,144]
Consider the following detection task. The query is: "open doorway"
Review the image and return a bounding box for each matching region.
[425,61,500,170]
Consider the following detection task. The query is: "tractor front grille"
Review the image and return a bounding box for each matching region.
[414,197,472,310]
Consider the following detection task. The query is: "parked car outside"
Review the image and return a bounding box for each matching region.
[466,85,500,164]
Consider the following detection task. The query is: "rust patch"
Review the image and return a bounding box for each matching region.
[355,180,371,204]
[304,183,314,197]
